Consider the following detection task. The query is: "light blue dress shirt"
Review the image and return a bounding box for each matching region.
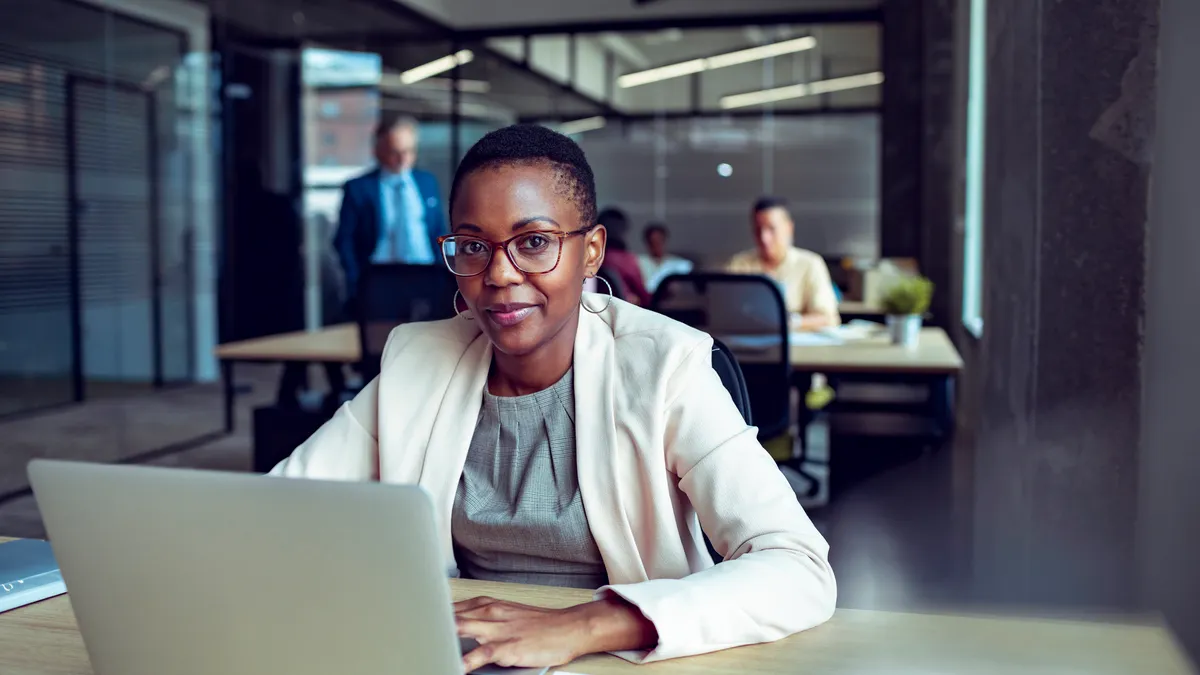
[372,169,435,264]
[637,254,694,293]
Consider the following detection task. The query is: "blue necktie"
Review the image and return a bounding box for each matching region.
[392,179,408,260]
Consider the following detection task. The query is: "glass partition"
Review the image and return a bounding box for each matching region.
[576,115,879,268]
[0,0,194,414]
[298,20,881,330]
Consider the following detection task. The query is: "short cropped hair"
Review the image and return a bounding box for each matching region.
[752,195,790,214]
[643,222,669,241]
[449,124,597,227]
[375,115,419,140]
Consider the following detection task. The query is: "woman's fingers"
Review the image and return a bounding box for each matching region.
[457,602,530,621]
[453,596,499,613]
[461,637,574,673]
[455,617,509,642]
[461,638,515,672]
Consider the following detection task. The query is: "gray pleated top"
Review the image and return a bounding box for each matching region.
[451,368,610,590]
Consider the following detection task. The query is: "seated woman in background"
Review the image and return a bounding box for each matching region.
[595,207,653,306]
[637,221,694,294]
[271,125,835,672]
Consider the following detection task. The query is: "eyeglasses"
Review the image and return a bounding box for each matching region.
[437,227,593,277]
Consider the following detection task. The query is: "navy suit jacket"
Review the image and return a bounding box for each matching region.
[333,167,448,299]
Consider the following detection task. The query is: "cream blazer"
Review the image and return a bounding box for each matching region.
[271,296,836,662]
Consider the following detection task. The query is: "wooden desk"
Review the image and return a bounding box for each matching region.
[214,324,360,433]
[732,327,962,375]
[213,324,963,434]
[0,539,1190,674]
[214,324,962,374]
[730,327,963,464]
[215,324,963,375]
[215,324,360,364]
[838,300,885,319]
[791,327,962,375]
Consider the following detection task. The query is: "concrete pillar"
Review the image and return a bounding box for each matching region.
[970,0,1156,610]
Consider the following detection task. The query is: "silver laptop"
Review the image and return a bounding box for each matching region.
[28,460,546,675]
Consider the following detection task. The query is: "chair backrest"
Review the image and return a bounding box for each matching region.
[357,263,457,372]
[652,273,790,440]
[596,266,627,301]
[704,337,752,565]
[710,338,752,426]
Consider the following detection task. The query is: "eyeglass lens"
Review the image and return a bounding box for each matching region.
[442,232,562,276]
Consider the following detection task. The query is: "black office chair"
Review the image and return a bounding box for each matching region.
[596,266,627,301]
[653,272,824,497]
[652,273,789,441]
[356,263,457,379]
[702,337,753,565]
[711,337,752,426]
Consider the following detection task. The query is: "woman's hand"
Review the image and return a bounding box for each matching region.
[455,594,658,672]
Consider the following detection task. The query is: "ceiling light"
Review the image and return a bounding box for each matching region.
[399,49,473,85]
[382,74,490,93]
[717,163,733,178]
[705,36,818,69]
[719,71,884,109]
[618,59,706,88]
[557,116,607,135]
[618,36,816,89]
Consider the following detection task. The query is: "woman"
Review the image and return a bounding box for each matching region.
[272,125,835,671]
[636,222,694,294]
[596,207,653,306]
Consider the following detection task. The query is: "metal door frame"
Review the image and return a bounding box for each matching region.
[65,73,173,396]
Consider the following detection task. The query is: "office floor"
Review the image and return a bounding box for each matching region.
[0,365,966,613]
[0,377,171,418]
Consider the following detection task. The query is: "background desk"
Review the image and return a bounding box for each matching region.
[214,324,360,433]
[732,327,962,438]
[215,324,964,443]
[731,327,962,375]
[0,537,1190,674]
[837,300,886,321]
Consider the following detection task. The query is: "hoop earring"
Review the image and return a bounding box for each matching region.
[582,275,614,314]
[454,290,473,320]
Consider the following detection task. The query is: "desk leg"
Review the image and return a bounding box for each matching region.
[277,362,308,408]
[790,370,825,500]
[222,360,235,433]
[931,375,956,441]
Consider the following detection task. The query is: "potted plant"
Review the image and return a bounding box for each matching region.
[880,276,934,347]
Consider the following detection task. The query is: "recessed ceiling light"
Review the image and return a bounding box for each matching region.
[399,50,474,85]
[719,72,884,109]
[618,36,817,89]
[557,116,607,135]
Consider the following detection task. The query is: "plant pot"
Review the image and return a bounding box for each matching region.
[886,314,923,347]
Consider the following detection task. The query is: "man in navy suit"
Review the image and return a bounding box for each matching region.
[317,116,447,400]
[334,115,448,308]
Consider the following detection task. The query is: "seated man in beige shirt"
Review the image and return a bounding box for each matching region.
[725,196,841,330]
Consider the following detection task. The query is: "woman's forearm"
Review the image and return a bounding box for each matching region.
[575,595,659,655]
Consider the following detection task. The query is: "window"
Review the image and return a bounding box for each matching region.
[962,0,987,337]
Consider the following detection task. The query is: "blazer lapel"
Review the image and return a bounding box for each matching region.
[365,169,384,245]
[574,304,648,584]
[419,329,492,564]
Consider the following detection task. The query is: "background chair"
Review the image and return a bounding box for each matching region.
[653,273,824,497]
[703,337,751,564]
[652,273,789,441]
[710,337,751,426]
[356,263,457,379]
[595,266,627,301]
